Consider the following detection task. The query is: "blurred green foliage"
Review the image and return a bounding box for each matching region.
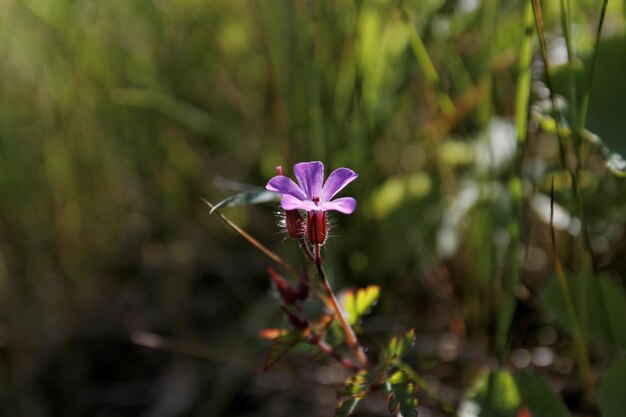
[0,0,626,416]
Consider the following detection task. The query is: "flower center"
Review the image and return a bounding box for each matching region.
[312,196,320,205]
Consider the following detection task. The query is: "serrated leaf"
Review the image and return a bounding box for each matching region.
[386,328,416,361]
[599,358,626,417]
[382,370,419,417]
[209,189,279,213]
[515,370,571,417]
[343,285,381,326]
[335,370,374,417]
[262,329,302,371]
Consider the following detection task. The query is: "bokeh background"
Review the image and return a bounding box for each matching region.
[1,0,626,416]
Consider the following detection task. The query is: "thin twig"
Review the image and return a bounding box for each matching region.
[203,198,300,280]
[131,331,255,372]
[204,199,331,306]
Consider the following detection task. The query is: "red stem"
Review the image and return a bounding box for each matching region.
[313,245,368,368]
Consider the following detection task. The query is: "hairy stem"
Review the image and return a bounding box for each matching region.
[298,237,316,264]
[312,338,359,371]
[313,245,368,368]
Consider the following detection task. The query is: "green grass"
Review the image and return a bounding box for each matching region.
[0,0,625,415]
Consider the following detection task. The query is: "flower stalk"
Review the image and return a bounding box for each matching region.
[312,244,368,368]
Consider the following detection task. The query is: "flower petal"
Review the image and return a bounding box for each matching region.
[294,161,324,199]
[320,197,357,214]
[266,175,307,200]
[281,195,318,211]
[321,168,358,201]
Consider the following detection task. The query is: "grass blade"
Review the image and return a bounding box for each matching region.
[579,0,610,131]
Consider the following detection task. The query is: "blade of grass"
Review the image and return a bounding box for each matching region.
[557,0,591,360]
[559,0,579,136]
[398,1,455,118]
[495,0,535,364]
[549,179,595,404]
[515,1,535,145]
[575,0,618,352]
[531,0,568,171]
[579,0,610,131]
[477,0,499,127]
[532,2,596,353]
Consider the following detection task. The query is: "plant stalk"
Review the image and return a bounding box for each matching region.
[313,245,368,368]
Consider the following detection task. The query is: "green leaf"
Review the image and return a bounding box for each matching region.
[460,369,520,417]
[209,189,280,213]
[382,370,419,417]
[539,273,626,350]
[260,329,302,371]
[515,370,571,417]
[599,358,626,417]
[386,328,416,361]
[343,285,381,326]
[335,370,373,417]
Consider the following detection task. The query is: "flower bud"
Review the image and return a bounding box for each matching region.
[295,276,309,301]
[285,209,305,239]
[268,267,297,305]
[306,210,327,245]
[281,307,308,330]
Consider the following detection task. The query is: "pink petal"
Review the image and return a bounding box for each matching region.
[281,195,318,211]
[266,175,307,200]
[322,168,358,201]
[320,197,357,214]
[294,161,324,199]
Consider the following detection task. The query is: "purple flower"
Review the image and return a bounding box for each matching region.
[266,161,358,214]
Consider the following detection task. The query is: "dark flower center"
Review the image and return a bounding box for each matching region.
[312,196,320,205]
